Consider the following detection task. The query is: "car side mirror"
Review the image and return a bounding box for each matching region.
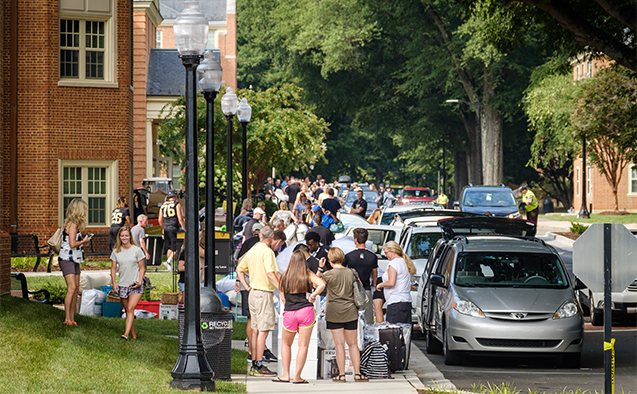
[574,276,587,290]
[430,274,445,288]
[453,201,459,208]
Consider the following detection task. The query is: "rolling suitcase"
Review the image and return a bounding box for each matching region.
[378,326,407,372]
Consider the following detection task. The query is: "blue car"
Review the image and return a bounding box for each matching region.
[454,184,521,218]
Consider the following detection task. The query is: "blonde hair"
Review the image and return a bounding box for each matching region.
[241,198,252,211]
[327,247,345,265]
[114,226,137,253]
[279,201,288,211]
[115,196,127,208]
[280,251,311,294]
[367,208,382,224]
[64,198,88,232]
[384,241,416,275]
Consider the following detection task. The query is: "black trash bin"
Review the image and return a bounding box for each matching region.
[543,198,554,214]
[178,307,233,381]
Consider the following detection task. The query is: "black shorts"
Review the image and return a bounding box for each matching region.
[386,302,412,325]
[109,225,122,250]
[326,319,358,330]
[373,287,385,302]
[163,226,179,252]
[241,289,250,317]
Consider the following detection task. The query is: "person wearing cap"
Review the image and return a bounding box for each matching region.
[158,191,185,271]
[243,207,266,242]
[520,185,539,224]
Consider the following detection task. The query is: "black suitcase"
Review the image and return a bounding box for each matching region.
[378,326,407,372]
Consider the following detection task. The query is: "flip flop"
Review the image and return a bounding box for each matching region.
[332,374,346,383]
[271,377,290,383]
[355,374,369,382]
[293,379,308,384]
[121,335,129,340]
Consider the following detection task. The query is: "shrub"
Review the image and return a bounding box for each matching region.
[32,280,67,304]
[570,222,589,235]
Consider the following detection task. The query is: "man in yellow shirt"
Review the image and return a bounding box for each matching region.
[520,185,539,224]
[236,226,282,377]
[436,191,449,207]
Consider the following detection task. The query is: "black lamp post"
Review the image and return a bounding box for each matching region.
[446,98,483,184]
[170,2,214,391]
[578,136,591,219]
[221,88,238,269]
[237,98,252,201]
[198,50,223,289]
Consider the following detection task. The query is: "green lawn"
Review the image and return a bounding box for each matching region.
[542,212,637,225]
[0,296,246,394]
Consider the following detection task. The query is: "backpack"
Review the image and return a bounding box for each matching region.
[360,340,390,379]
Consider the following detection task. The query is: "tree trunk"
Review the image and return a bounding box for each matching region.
[454,151,468,201]
[459,112,482,185]
[481,70,503,185]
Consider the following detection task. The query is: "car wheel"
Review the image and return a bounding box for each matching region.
[442,325,461,365]
[591,307,603,326]
[426,330,442,354]
[563,353,581,368]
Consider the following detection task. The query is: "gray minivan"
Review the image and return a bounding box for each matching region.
[420,217,584,367]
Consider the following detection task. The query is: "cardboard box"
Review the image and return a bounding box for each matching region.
[320,349,352,380]
[159,304,179,320]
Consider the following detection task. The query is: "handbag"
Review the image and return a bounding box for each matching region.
[106,290,121,303]
[350,269,370,310]
[47,227,63,254]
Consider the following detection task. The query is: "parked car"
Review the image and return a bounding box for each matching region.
[576,278,637,326]
[417,216,583,367]
[342,190,379,218]
[396,187,434,205]
[454,184,520,218]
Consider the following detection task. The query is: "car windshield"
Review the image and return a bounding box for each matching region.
[346,191,378,204]
[366,229,396,256]
[454,252,569,288]
[463,190,516,207]
[406,232,442,259]
[402,189,432,198]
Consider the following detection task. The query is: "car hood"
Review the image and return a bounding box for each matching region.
[455,286,574,313]
[438,216,535,239]
[461,206,518,217]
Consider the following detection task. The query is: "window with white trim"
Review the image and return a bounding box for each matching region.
[576,166,580,196]
[60,19,107,80]
[156,30,163,48]
[630,164,637,195]
[60,161,118,226]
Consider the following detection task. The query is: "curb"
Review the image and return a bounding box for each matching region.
[546,231,575,246]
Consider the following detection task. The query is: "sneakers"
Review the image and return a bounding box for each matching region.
[164,260,173,271]
[250,364,276,376]
[263,349,278,363]
[247,354,252,362]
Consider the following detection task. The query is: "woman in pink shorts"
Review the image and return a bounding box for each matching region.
[273,250,325,384]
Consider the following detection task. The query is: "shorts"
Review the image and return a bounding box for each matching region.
[386,301,412,324]
[326,319,358,330]
[118,285,143,299]
[248,290,276,331]
[59,259,81,276]
[163,226,179,252]
[372,286,385,302]
[109,225,122,250]
[283,306,316,332]
[241,290,250,317]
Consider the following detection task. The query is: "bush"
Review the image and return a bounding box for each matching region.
[11,257,38,269]
[32,280,67,304]
[570,222,589,235]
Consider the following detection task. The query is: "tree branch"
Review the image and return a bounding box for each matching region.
[593,0,636,32]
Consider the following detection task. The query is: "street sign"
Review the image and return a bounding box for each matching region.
[573,223,637,292]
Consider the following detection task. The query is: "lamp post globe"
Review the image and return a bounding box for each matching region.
[173,1,209,56]
[198,50,223,93]
[237,98,252,201]
[221,87,238,116]
[170,1,214,391]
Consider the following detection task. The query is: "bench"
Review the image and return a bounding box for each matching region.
[10,273,51,304]
[10,234,54,273]
[84,233,111,258]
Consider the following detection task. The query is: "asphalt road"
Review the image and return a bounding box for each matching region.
[413,324,636,392]
[412,230,637,392]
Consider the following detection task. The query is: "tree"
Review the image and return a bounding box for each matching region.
[158,84,329,206]
[472,0,636,72]
[571,66,637,211]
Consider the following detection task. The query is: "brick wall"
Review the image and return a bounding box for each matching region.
[573,157,637,213]
[0,0,7,295]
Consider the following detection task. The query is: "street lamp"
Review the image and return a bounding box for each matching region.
[578,136,590,218]
[237,98,252,201]
[446,98,483,184]
[221,87,238,268]
[198,50,223,289]
[171,2,214,391]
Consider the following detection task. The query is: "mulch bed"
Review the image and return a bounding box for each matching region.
[555,231,580,240]
[12,264,109,273]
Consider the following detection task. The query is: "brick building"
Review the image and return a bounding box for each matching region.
[570,55,637,213]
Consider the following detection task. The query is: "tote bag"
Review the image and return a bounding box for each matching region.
[350,269,369,310]
[47,228,63,254]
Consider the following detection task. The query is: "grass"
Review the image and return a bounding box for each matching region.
[541,212,637,225]
[0,296,246,394]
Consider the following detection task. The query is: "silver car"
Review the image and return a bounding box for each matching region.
[423,217,584,367]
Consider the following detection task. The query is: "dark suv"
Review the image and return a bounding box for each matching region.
[454,184,520,218]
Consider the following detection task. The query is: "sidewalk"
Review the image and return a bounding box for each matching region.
[231,340,455,394]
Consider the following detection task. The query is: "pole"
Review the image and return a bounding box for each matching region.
[603,224,613,394]
[578,136,590,219]
[241,121,248,201]
[170,54,214,390]
[477,104,483,185]
[204,91,217,289]
[225,115,234,274]
[442,145,446,193]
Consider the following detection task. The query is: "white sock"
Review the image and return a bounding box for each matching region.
[166,258,173,264]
